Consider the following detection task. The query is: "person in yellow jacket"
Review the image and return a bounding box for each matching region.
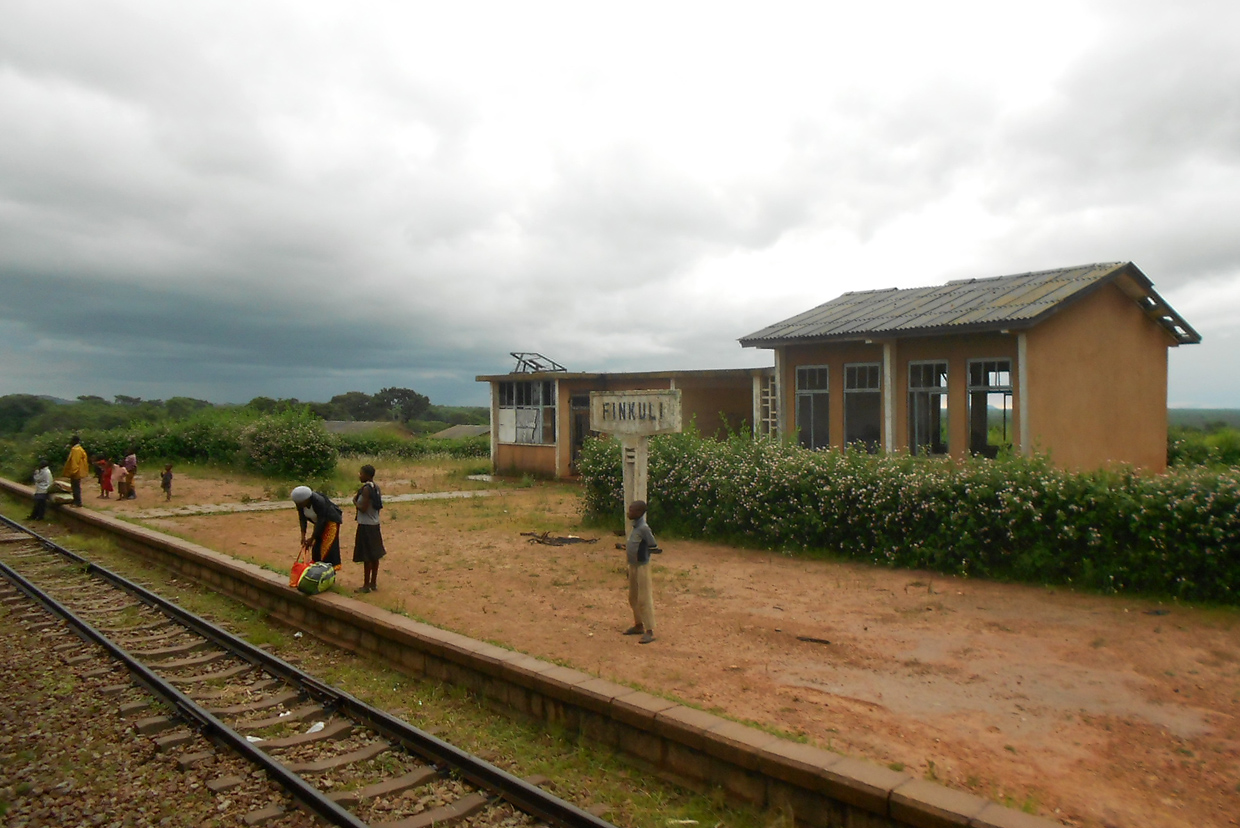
[62,435,89,507]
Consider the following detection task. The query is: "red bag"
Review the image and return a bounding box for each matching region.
[288,547,310,588]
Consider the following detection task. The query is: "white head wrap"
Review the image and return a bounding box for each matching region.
[290,486,313,504]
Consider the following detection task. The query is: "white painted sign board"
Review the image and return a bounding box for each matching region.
[589,389,682,436]
[590,390,682,533]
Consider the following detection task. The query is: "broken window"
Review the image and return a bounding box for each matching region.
[908,361,948,456]
[795,366,830,450]
[844,363,881,452]
[497,380,556,445]
[968,359,1012,458]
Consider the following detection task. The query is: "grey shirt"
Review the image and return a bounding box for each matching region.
[625,514,660,566]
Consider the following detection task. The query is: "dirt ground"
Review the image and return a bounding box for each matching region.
[89,467,1240,828]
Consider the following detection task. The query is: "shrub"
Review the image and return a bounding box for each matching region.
[579,432,1240,604]
[333,431,489,460]
[239,411,337,478]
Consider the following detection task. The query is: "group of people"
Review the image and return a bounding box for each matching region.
[291,464,387,593]
[31,436,173,516]
[92,452,141,500]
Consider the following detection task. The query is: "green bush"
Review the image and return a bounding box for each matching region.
[10,409,339,480]
[580,432,1240,604]
[333,431,489,460]
[1169,425,1240,467]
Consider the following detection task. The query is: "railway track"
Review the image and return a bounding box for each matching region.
[0,514,617,828]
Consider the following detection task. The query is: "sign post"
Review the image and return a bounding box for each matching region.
[590,389,682,534]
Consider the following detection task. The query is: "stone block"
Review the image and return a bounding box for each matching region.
[756,738,844,790]
[664,739,711,785]
[652,705,722,752]
[969,802,1063,828]
[819,756,910,816]
[704,719,782,771]
[890,779,988,828]
[709,755,768,805]
[611,688,678,730]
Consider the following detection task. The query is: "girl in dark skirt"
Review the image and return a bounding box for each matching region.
[352,464,386,592]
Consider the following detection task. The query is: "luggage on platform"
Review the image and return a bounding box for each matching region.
[297,561,337,595]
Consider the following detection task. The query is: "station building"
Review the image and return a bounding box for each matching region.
[476,357,774,479]
[740,261,1200,472]
[478,262,1199,477]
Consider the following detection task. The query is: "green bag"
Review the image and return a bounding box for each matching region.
[297,561,336,595]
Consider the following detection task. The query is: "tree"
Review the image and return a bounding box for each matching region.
[374,387,430,423]
[165,397,212,420]
[114,394,143,406]
[327,391,385,421]
[0,394,50,436]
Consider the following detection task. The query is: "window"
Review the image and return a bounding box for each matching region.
[795,366,830,450]
[908,361,948,456]
[497,380,556,444]
[844,363,881,452]
[968,359,1012,458]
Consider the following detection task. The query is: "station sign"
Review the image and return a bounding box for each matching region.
[589,389,682,436]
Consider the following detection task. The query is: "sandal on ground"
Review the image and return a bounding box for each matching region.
[640,632,656,644]
[622,625,644,635]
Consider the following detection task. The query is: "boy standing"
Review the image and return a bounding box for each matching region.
[623,499,660,644]
[160,464,173,501]
[29,459,52,521]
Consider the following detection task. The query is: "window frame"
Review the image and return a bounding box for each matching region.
[907,360,949,456]
[843,362,882,452]
[967,358,1013,458]
[497,379,557,445]
[795,365,830,450]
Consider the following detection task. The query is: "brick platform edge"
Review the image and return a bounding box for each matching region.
[1,479,1060,828]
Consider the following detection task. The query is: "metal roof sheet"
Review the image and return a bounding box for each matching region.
[738,262,1202,346]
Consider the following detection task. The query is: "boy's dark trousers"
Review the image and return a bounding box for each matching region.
[29,493,48,521]
[70,478,82,506]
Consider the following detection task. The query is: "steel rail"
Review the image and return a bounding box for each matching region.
[0,553,370,828]
[0,514,616,828]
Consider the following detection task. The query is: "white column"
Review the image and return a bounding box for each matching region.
[774,349,785,437]
[554,379,567,479]
[1018,332,1030,456]
[883,341,895,453]
[489,382,499,473]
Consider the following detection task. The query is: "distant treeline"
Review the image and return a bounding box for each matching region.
[0,390,488,439]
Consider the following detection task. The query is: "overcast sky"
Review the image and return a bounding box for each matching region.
[2,0,1238,407]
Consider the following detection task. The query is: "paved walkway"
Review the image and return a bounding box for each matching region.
[129,489,503,520]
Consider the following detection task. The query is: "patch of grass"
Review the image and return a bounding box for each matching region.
[887,762,905,772]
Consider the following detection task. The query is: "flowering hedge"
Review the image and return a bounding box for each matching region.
[579,432,1240,604]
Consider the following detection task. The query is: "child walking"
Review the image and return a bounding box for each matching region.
[160,464,173,501]
[351,464,386,593]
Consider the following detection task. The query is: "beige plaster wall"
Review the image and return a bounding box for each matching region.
[1025,283,1171,471]
[494,443,558,478]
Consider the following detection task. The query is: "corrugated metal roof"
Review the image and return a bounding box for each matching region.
[739,262,1202,346]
